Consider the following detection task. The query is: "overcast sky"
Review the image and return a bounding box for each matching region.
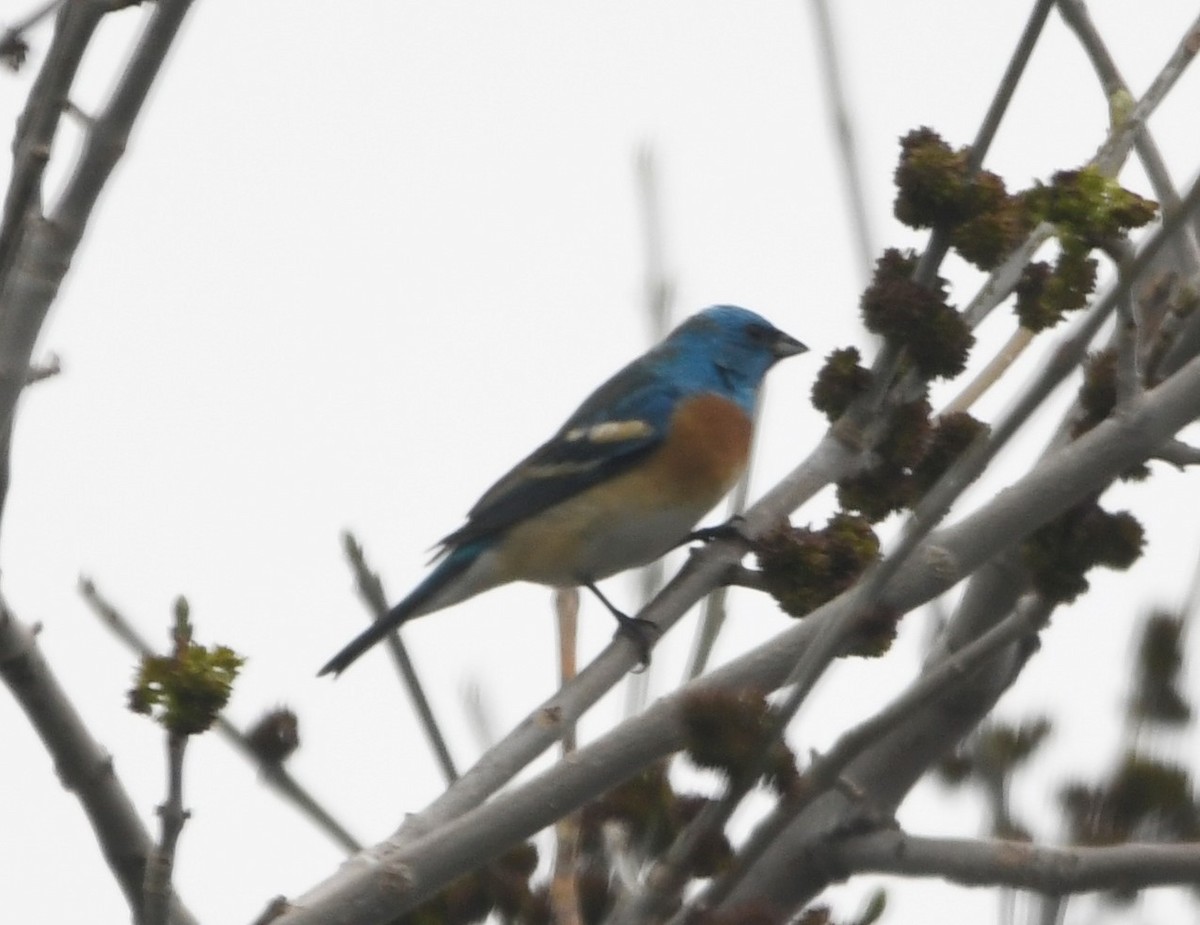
[3,3,1200,923]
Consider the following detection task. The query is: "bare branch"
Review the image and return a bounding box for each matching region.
[722,565,767,592]
[0,0,102,286]
[835,829,1200,895]
[24,350,60,384]
[356,166,1200,887]
[718,183,1200,908]
[0,596,198,925]
[633,144,672,340]
[0,0,195,532]
[550,587,583,924]
[342,532,458,784]
[0,0,64,71]
[808,0,877,285]
[460,679,501,754]
[969,0,1057,175]
[1059,0,1200,277]
[958,11,1200,335]
[1153,438,1200,468]
[555,587,579,752]
[1093,14,1200,177]
[273,336,1200,923]
[51,0,194,233]
[939,327,1034,416]
[142,732,190,925]
[78,577,363,853]
[908,0,1055,300]
[629,143,672,716]
[685,596,1052,920]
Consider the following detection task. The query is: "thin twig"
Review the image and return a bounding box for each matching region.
[907,0,1054,299]
[969,0,1057,174]
[341,532,458,784]
[277,31,1200,915]
[550,587,583,925]
[1057,0,1200,277]
[628,144,673,718]
[460,680,500,754]
[808,0,876,285]
[275,330,1200,921]
[1092,14,1200,178]
[378,170,1200,853]
[618,166,1200,924]
[24,351,61,384]
[721,564,766,592]
[142,732,189,925]
[0,0,64,70]
[0,0,107,525]
[555,588,579,752]
[0,5,205,920]
[0,0,100,287]
[684,399,760,682]
[858,0,1054,434]
[78,577,363,853]
[939,327,1034,416]
[957,8,1200,334]
[1153,439,1200,468]
[634,144,672,341]
[0,596,199,925]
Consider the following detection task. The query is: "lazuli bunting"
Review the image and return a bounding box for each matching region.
[320,305,806,676]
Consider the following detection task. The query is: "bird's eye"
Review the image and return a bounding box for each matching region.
[745,322,772,343]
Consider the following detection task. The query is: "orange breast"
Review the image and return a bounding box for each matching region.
[489,393,753,585]
[650,393,753,503]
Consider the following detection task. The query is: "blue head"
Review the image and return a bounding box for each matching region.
[659,305,807,411]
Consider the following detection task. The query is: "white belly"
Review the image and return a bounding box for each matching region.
[490,488,715,587]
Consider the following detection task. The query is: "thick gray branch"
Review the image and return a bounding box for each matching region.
[273,337,1200,924]
[835,830,1200,895]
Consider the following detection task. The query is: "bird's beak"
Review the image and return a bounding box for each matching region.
[772,330,808,360]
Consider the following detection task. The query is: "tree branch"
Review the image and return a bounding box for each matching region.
[341,532,458,785]
[1059,0,1200,277]
[958,9,1200,334]
[0,0,196,530]
[273,166,1200,923]
[0,0,65,72]
[835,829,1200,895]
[0,0,101,287]
[808,0,878,285]
[680,595,1052,921]
[271,333,1200,923]
[78,577,363,853]
[142,732,190,925]
[0,596,198,925]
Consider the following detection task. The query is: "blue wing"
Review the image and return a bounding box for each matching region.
[435,355,682,551]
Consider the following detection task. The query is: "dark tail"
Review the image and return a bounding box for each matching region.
[318,545,480,677]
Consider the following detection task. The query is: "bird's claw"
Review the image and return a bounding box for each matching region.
[680,514,751,549]
[612,613,661,668]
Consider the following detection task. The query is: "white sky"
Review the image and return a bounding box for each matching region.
[2,2,1200,923]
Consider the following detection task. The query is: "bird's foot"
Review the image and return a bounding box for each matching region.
[584,580,661,667]
[679,514,751,549]
[611,611,661,669]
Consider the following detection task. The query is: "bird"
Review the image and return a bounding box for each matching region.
[320,305,807,676]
